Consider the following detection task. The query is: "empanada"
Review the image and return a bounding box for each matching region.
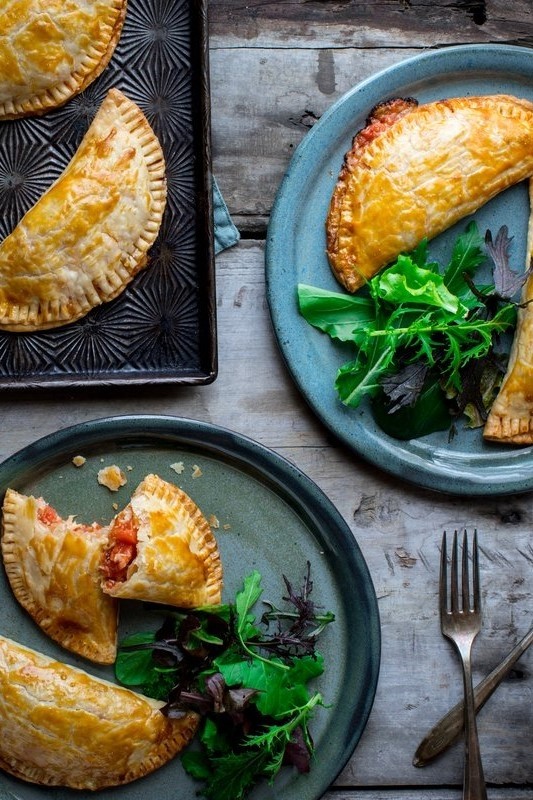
[484,178,533,443]
[0,634,198,789]
[101,474,223,607]
[0,88,166,332]
[0,0,127,120]
[1,488,118,664]
[327,95,533,292]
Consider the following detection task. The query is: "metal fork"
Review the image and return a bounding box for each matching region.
[440,530,487,800]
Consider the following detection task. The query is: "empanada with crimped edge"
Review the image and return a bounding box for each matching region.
[484,178,533,444]
[0,634,198,789]
[101,474,223,607]
[0,88,166,331]
[1,488,118,664]
[327,94,533,293]
[0,0,127,120]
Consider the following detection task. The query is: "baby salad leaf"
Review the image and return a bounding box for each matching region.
[372,255,466,315]
[485,225,533,300]
[380,363,429,413]
[297,283,375,343]
[442,220,486,296]
[336,345,395,407]
[297,222,520,437]
[116,566,334,800]
[235,571,263,640]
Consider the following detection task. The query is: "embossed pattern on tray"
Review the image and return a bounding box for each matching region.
[0,0,216,388]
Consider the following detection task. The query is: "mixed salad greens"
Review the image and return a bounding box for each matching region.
[298,222,530,440]
[115,564,334,800]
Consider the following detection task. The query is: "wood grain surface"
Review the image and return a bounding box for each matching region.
[1,1,532,797]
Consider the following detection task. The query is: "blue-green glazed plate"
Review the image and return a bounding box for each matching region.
[266,44,533,496]
[0,414,380,800]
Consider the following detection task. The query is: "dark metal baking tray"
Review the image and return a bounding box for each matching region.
[0,0,216,389]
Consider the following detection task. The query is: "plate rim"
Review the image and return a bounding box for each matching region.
[0,413,381,800]
[265,42,533,497]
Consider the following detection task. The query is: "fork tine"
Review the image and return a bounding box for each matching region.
[450,530,459,613]
[462,530,470,612]
[440,531,448,615]
[472,528,481,612]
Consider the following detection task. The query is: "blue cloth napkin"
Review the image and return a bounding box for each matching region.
[213,177,240,254]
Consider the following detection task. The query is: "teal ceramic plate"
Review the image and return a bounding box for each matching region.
[266,44,533,496]
[0,414,380,800]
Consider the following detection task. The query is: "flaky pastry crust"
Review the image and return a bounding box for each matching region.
[0,0,127,119]
[327,94,533,292]
[484,178,533,444]
[0,634,198,789]
[102,474,223,607]
[0,88,166,331]
[1,488,118,664]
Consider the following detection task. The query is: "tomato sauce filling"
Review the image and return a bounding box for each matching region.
[37,503,61,525]
[101,506,138,586]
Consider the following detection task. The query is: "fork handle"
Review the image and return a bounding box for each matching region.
[460,643,488,800]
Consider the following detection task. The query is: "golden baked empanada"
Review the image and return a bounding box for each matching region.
[484,179,533,444]
[101,474,223,607]
[0,634,198,789]
[0,88,166,332]
[327,95,533,292]
[0,0,127,119]
[1,488,118,664]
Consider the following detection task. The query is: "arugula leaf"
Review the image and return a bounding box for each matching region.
[235,571,263,640]
[196,749,271,800]
[336,346,395,407]
[297,284,375,343]
[442,220,486,296]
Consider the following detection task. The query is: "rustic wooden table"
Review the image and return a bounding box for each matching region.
[1,1,533,798]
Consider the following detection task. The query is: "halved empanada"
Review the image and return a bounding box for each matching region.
[0,88,166,331]
[1,488,118,664]
[0,634,198,789]
[0,0,127,119]
[327,95,533,292]
[484,178,533,443]
[101,474,223,607]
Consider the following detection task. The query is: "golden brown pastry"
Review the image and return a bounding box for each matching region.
[101,474,223,607]
[327,94,533,292]
[0,634,198,789]
[0,88,166,332]
[0,0,127,119]
[1,488,118,664]
[484,178,533,443]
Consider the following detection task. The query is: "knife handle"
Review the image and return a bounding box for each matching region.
[413,625,533,767]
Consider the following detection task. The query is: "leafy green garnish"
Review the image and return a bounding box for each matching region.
[115,564,334,800]
[298,221,524,439]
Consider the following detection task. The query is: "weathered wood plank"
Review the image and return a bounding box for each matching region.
[208,0,533,48]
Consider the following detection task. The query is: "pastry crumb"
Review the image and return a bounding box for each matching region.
[192,464,202,478]
[126,465,133,471]
[112,502,119,510]
[223,523,231,531]
[72,455,86,467]
[170,461,185,475]
[208,514,220,529]
[97,465,127,492]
